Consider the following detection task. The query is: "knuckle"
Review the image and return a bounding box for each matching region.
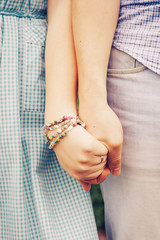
[79,157,88,164]
[76,163,87,174]
[73,169,84,180]
[83,140,95,153]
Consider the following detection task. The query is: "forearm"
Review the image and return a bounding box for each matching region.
[71,0,122,176]
[71,0,120,104]
[45,0,77,123]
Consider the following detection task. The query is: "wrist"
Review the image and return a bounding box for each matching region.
[78,89,108,110]
[45,105,77,124]
[78,97,109,119]
[45,93,78,124]
[78,76,107,104]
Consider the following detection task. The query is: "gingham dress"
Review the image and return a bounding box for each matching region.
[0,1,98,239]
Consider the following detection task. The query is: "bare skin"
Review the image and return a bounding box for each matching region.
[45,0,122,191]
[72,0,123,177]
[45,0,110,191]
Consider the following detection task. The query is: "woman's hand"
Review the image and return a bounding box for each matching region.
[79,100,123,176]
[50,125,109,191]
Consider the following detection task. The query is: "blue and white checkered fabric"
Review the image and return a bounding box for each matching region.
[0,1,98,239]
[113,0,160,75]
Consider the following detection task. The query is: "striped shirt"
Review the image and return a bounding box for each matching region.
[113,0,160,75]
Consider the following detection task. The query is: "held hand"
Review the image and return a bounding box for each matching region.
[78,167,110,191]
[79,101,123,177]
[51,125,108,191]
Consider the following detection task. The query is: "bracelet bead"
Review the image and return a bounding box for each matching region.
[42,115,85,149]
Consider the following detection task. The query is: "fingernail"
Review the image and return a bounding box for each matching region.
[112,168,121,175]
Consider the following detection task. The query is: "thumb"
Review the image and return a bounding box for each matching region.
[108,146,122,176]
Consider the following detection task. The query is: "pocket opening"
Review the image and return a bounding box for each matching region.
[22,20,47,112]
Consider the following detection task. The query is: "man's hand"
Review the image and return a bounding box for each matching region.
[79,101,123,176]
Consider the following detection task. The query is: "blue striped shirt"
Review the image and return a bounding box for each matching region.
[113,0,160,74]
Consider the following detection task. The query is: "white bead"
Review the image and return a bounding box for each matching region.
[67,126,73,131]
[57,128,62,134]
[71,118,76,123]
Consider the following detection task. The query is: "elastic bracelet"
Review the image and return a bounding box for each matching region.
[42,115,86,149]
[48,123,75,149]
[42,115,77,136]
[42,115,85,136]
[47,119,77,141]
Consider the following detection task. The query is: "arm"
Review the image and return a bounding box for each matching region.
[72,0,123,176]
[45,0,109,191]
[45,0,77,121]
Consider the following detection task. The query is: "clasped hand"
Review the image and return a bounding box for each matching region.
[53,125,109,191]
[52,103,123,191]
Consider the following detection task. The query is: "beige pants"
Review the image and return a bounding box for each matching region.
[101,47,160,240]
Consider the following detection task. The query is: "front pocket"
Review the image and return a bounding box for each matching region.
[107,65,146,75]
[23,18,47,112]
[107,47,147,75]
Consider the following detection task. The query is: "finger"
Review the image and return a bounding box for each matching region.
[78,180,91,191]
[86,154,108,166]
[83,167,110,185]
[84,179,99,184]
[82,165,106,182]
[108,146,122,176]
[91,139,108,157]
[97,168,110,183]
[87,156,107,169]
[78,160,107,179]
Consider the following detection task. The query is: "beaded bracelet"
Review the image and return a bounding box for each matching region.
[42,115,77,136]
[42,115,86,149]
[47,120,77,141]
[48,123,75,149]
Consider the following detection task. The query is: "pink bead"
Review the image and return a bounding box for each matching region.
[66,116,71,120]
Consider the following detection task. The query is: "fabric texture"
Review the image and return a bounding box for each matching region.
[101,47,160,240]
[113,0,160,75]
[0,1,98,239]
